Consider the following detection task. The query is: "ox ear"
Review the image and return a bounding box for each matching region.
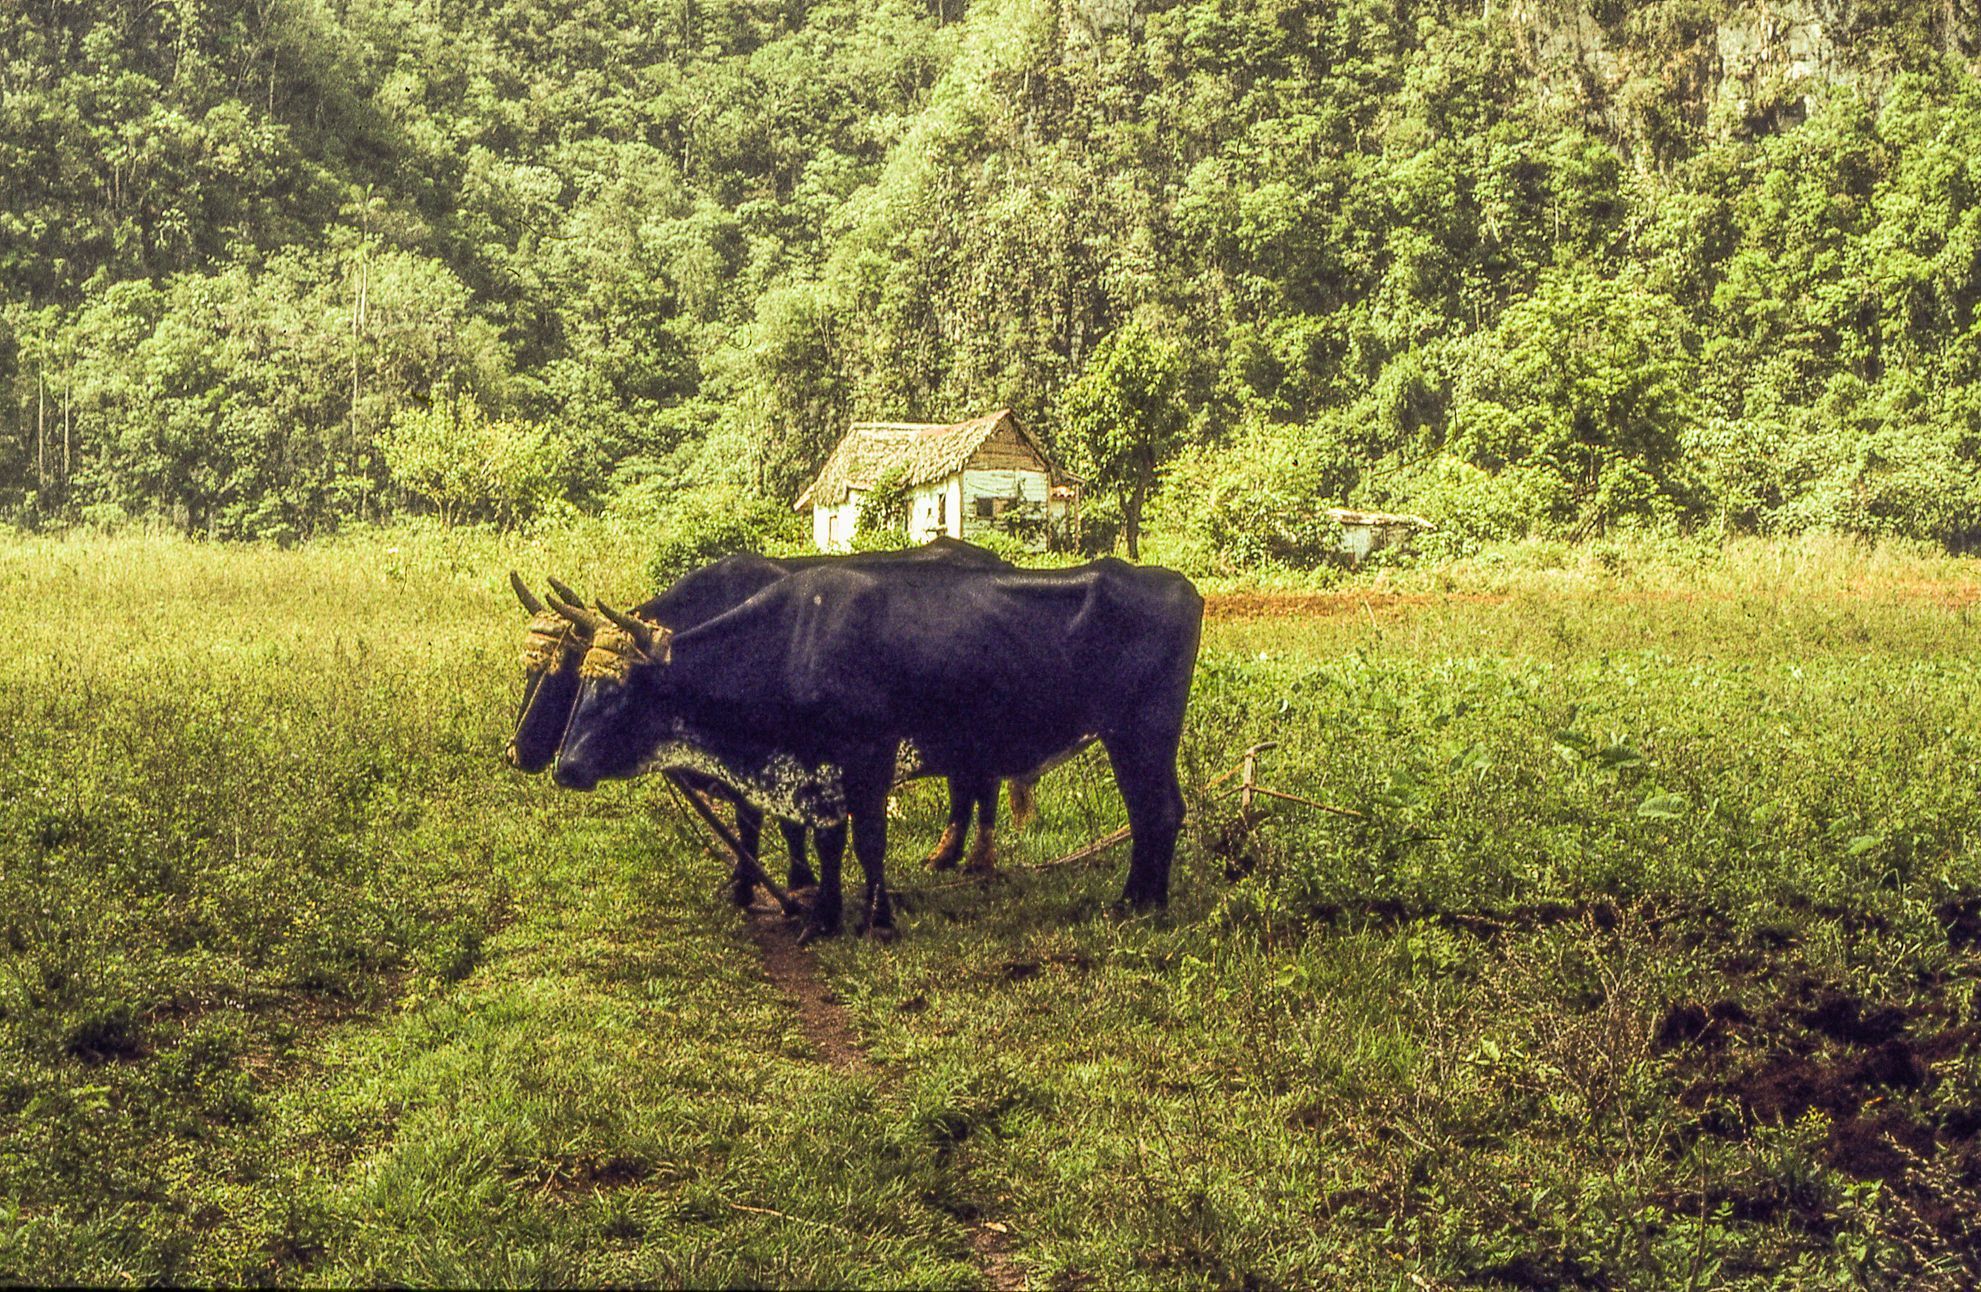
[509,570,545,616]
[547,593,603,634]
[546,576,585,608]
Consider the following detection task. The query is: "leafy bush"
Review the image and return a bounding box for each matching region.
[644,488,807,590]
[854,466,910,540]
[1153,417,1360,571]
[1374,455,1570,554]
[381,397,569,528]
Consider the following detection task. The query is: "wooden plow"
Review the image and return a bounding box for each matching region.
[1029,740,1361,873]
[659,741,1360,906]
[658,771,805,917]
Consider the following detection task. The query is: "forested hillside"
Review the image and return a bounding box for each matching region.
[3,0,1978,560]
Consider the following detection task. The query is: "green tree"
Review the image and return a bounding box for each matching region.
[854,464,910,540]
[1059,321,1187,560]
[1444,267,1700,535]
[6,0,1981,553]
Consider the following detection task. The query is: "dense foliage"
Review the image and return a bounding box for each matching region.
[2,1,1978,558]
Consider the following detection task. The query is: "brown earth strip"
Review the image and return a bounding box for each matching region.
[970,1222,1026,1291]
[1652,921,1981,1275]
[1203,579,1981,624]
[1203,590,1504,622]
[741,901,1026,1285]
[1849,579,1981,608]
[742,904,872,1073]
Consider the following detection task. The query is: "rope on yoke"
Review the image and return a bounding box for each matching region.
[519,613,578,672]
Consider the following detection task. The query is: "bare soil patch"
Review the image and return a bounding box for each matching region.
[969,1221,1026,1291]
[1296,893,1981,1273]
[1656,945,1981,1272]
[1871,579,1981,609]
[742,902,872,1073]
[1203,590,1507,622]
[1202,577,1981,625]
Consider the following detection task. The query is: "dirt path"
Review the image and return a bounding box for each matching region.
[1204,578,1981,623]
[741,904,871,1073]
[1204,589,1505,622]
[969,1223,1025,1291]
[742,902,1025,1289]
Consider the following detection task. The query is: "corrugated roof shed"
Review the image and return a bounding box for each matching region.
[794,409,1066,510]
[1325,507,1433,529]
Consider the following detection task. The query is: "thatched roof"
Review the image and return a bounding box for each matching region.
[794,409,1065,510]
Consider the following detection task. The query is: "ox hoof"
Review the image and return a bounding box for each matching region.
[796,919,839,946]
[923,824,965,871]
[862,922,899,944]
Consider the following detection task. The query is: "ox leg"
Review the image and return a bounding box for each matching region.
[778,820,817,891]
[962,775,999,874]
[846,762,896,938]
[1102,739,1186,910]
[730,802,765,907]
[798,822,849,944]
[1007,776,1037,832]
[922,781,971,870]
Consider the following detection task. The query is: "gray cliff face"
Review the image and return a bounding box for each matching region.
[1499,0,1976,161]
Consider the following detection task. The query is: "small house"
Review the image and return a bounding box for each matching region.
[1326,508,1433,565]
[794,409,1078,552]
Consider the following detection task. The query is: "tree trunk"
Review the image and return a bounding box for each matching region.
[1124,471,1146,561]
[36,369,45,494]
[62,353,72,492]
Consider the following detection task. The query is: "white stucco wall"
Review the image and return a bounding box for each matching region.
[844,468,1060,547]
[813,493,863,552]
[906,480,952,543]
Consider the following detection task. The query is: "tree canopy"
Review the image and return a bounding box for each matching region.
[3,0,1978,560]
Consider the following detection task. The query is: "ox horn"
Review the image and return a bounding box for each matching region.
[596,601,656,651]
[509,570,545,616]
[546,576,585,607]
[547,592,603,634]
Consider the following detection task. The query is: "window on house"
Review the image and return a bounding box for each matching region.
[974,496,996,519]
[937,493,946,527]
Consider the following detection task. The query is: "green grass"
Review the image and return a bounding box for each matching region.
[2,525,1978,1286]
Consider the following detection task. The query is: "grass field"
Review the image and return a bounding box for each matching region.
[3,526,1980,1286]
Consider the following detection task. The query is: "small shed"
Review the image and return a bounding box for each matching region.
[1326,508,1433,566]
[794,409,1078,552]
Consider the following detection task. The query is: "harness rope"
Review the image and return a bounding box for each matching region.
[580,618,672,683]
[519,612,580,673]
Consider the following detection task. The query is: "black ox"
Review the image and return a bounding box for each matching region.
[505,540,1033,904]
[553,557,1203,940]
